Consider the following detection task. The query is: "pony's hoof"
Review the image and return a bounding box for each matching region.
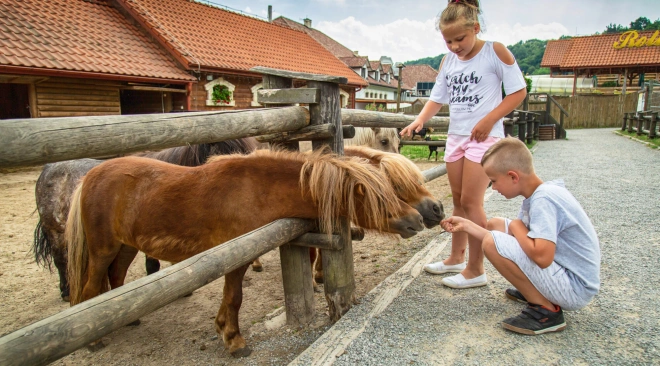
[86,340,106,352]
[314,276,324,284]
[251,265,263,272]
[230,347,252,358]
[127,319,141,326]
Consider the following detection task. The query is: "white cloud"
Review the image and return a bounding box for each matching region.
[317,16,571,63]
[317,17,448,64]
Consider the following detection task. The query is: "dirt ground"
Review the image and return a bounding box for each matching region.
[0,161,451,366]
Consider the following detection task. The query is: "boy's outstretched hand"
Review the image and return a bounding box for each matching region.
[441,216,468,233]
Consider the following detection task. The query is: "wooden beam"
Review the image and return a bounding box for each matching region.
[289,233,342,250]
[422,164,448,183]
[256,124,335,143]
[399,140,446,147]
[119,85,187,93]
[251,66,348,84]
[0,218,316,366]
[258,88,320,104]
[341,109,449,131]
[0,107,310,168]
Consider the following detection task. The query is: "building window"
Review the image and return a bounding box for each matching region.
[361,67,366,78]
[205,77,236,107]
[251,83,263,107]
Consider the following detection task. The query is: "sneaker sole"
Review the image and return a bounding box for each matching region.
[505,292,528,304]
[502,322,566,335]
[423,267,464,275]
[441,280,488,289]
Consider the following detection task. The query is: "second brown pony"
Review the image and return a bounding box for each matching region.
[65,149,424,354]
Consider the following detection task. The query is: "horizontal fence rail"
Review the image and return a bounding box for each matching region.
[0,218,317,366]
[0,107,310,168]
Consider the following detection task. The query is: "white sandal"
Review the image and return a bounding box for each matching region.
[441,273,488,289]
[423,261,466,274]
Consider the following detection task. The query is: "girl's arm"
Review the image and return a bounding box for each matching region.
[508,219,556,268]
[400,100,443,136]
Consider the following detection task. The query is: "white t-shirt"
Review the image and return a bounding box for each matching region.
[429,41,526,137]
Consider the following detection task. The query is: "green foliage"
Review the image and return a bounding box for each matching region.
[404,54,445,70]
[601,81,618,87]
[212,84,231,104]
[400,135,446,160]
[507,39,547,75]
[365,103,378,111]
[532,67,550,75]
[603,17,660,34]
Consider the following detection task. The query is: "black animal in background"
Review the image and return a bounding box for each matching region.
[426,136,439,161]
[412,127,428,140]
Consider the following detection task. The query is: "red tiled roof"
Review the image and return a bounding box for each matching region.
[542,32,660,69]
[369,61,382,71]
[540,39,572,68]
[400,64,438,90]
[273,17,356,58]
[0,0,195,81]
[120,0,367,86]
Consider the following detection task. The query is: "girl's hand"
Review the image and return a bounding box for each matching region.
[400,119,424,137]
[470,118,495,142]
[440,216,468,233]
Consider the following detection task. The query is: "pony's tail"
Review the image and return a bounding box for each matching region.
[65,182,87,306]
[32,219,53,271]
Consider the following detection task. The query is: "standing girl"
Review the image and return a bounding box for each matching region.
[400,0,527,288]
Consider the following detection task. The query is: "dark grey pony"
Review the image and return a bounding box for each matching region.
[33,138,258,301]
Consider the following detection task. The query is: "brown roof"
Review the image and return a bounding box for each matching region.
[400,64,438,90]
[369,61,383,71]
[339,56,370,68]
[0,0,195,81]
[273,17,356,58]
[540,39,572,68]
[542,32,660,70]
[119,1,366,86]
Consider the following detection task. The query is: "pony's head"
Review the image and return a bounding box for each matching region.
[298,148,424,238]
[344,146,445,228]
[345,127,400,153]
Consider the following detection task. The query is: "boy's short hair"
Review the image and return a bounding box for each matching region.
[481,137,534,174]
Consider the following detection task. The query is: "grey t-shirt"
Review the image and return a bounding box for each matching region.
[518,179,601,299]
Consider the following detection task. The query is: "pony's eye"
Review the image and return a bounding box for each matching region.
[381,140,388,145]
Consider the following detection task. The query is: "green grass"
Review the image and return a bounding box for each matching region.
[400,134,445,161]
[617,130,660,149]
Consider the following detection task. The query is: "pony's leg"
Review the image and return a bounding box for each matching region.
[309,248,321,292]
[215,263,251,356]
[251,258,263,272]
[52,232,70,302]
[313,249,324,284]
[108,245,140,326]
[145,255,160,275]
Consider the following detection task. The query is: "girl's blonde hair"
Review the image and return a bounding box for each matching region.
[437,0,482,32]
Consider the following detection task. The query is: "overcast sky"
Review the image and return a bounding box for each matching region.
[204,0,660,64]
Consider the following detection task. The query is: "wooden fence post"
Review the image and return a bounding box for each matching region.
[526,112,534,144]
[649,112,657,139]
[517,111,527,143]
[622,112,629,131]
[260,72,315,327]
[307,79,356,322]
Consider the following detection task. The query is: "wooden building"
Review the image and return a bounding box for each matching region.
[0,0,366,120]
[541,30,660,95]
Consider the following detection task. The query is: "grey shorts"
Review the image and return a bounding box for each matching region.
[491,230,591,311]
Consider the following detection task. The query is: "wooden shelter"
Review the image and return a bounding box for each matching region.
[541,31,660,95]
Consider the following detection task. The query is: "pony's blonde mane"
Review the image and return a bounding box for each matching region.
[345,146,424,197]
[209,148,403,235]
[344,127,399,147]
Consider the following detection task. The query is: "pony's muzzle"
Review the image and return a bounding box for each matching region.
[390,211,424,238]
[416,198,445,228]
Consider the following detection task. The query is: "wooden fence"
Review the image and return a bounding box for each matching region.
[528,93,638,129]
[0,67,450,365]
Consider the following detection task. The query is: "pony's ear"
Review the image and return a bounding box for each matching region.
[355,183,365,196]
[371,127,381,135]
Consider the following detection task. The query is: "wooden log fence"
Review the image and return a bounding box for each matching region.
[0,66,451,364]
[622,111,658,139]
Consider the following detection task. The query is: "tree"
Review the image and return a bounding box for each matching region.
[604,23,627,34]
[629,17,651,31]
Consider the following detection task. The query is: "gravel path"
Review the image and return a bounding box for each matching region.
[293,129,660,365]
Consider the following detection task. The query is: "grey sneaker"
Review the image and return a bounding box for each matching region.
[502,304,566,335]
[505,288,528,303]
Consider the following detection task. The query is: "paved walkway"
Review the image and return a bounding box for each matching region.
[291,129,660,365]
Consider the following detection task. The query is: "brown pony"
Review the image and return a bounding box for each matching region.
[310,146,446,284]
[65,149,424,354]
[32,138,259,302]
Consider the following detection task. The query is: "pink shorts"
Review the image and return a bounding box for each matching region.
[444,135,500,163]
